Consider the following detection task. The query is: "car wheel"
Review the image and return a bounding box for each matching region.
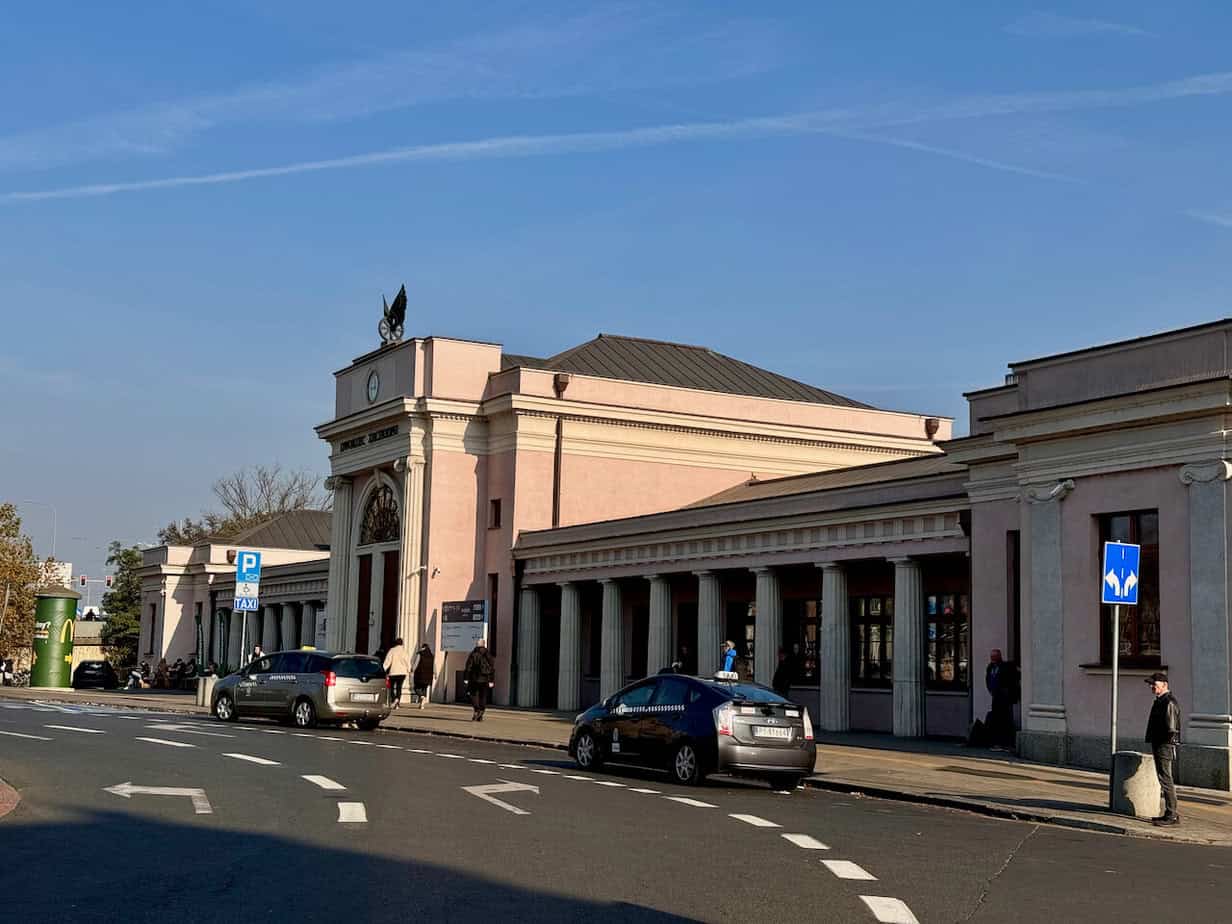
[214,693,238,722]
[293,698,317,729]
[671,742,703,786]
[574,730,603,770]
[357,718,380,731]
[768,773,804,792]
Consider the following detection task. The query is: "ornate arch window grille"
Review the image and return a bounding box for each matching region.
[359,485,400,544]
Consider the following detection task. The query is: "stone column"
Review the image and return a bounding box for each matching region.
[557,582,582,711]
[1181,461,1232,788]
[281,603,299,650]
[262,604,279,651]
[695,571,722,676]
[517,586,542,708]
[1021,479,1075,763]
[395,456,427,653]
[300,602,316,649]
[818,562,850,732]
[891,557,926,738]
[245,610,261,656]
[324,475,354,652]
[599,579,623,700]
[226,610,243,668]
[646,574,673,674]
[752,567,782,685]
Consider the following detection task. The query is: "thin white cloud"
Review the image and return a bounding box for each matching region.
[0,11,782,173]
[1006,11,1154,38]
[1185,209,1232,229]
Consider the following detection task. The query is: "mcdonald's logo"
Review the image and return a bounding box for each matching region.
[61,620,75,644]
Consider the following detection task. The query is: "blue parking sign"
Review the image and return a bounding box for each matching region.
[1101,541,1140,606]
[236,550,262,584]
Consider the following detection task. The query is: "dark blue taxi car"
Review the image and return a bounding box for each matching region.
[569,672,816,790]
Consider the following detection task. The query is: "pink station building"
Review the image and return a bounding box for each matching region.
[141,317,1232,790]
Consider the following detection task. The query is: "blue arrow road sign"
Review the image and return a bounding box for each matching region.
[1101,541,1140,606]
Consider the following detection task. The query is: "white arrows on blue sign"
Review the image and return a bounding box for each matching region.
[1101,541,1141,606]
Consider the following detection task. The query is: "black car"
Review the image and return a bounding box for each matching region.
[72,660,119,690]
[569,672,817,789]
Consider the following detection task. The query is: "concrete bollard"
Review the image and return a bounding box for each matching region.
[1109,750,1161,818]
[196,675,218,708]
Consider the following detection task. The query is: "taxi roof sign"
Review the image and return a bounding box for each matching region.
[713,670,740,681]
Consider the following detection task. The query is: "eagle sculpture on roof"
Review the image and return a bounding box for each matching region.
[379,284,407,345]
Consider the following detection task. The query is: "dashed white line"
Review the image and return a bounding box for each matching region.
[375,744,402,749]
[729,814,780,828]
[822,860,877,881]
[263,729,287,735]
[860,896,919,924]
[498,764,523,770]
[664,796,715,807]
[0,729,52,740]
[564,775,592,781]
[469,758,496,764]
[781,834,828,850]
[337,801,368,823]
[318,736,344,742]
[406,748,433,754]
[292,733,315,738]
[44,725,105,734]
[350,741,375,746]
[629,787,660,794]
[594,781,626,788]
[135,737,196,748]
[303,775,346,791]
[222,753,280,766]
[529,769,560,775]
[437,753,464,759]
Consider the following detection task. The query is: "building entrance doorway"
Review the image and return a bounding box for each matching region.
[355,554,373,654]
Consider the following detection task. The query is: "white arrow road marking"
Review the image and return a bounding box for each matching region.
[823,860,876,880]
[782,833,828,849]
[462,780,540,816]
[0,729,52,740]
[303,775,346,791]
[103,782,212,814]
[337,802,367,823]
[135,737,196,748]
[44,725,105,734]
[730,814,781,828]
[223,753,280,766]
[860,896,919,924]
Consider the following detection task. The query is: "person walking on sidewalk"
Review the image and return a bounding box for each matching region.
[1145,671,1182,827]
[383,637,410,708]
[985,649,1020,748]
[464,640,496,721]
[411,643,435,709]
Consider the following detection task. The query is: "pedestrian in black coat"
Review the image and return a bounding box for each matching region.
[464,640,496,721]
[1144,671,1183,826]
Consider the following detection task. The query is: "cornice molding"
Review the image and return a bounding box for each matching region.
[1023,480,1075,505]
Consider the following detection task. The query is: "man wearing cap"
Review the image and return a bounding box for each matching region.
[1144,671,1182,826]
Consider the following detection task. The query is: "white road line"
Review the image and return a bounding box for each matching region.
[498,764,523,770]
[222,753,280,766]
[406,748,433,754]
[594,780,626,788]
[292,733,315,738]
[823,860,877,881]
[350,741,374,746]
[376,744,401,749]
[781,834,828,850]
[529,769,559,775]
[303,775,346,791]
[564,775,592,781]
[337,801,368,823]
[729,813,780,828]
[629,787,660,794]
[469,758,495,764]
[135,737,196,748]
[437,753,464,759]
[0,729,52,740]
[263,729,287,735]
[860,896,919,924]
[145,724,234,738]
[664,796,715,807]
[44,725,105,734]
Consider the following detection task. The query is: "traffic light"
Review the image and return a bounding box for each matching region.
[105,575,113,588]
[79,575,87,587]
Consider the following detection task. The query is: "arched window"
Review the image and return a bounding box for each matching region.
[359,485,399,544]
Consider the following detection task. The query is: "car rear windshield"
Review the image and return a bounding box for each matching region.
[332,657,385,679]
[715,683,788,704]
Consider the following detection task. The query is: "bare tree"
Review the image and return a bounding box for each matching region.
[158,464,330,544]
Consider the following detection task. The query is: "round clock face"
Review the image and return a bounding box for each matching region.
[366,370,380,403]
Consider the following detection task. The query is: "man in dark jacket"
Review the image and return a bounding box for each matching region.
[772,648,793,699]
[985,649,1020,748]
[464,640,496,721]
[1144,671,1182,826]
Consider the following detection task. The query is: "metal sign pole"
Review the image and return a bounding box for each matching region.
[1111,604,1120,755]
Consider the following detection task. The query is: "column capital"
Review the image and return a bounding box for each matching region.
[323,475,352,491]
[645,573,667,584]
[1180,460,1232,485]
[816,561,844,572]
[691,569,715,577]
[555,580,576,589]
[749,566,775,576]
[1024,479,1075,505]
[887,556,918,566]
[598,577,618,586]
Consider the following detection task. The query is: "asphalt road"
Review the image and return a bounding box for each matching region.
[2,701,1231,923]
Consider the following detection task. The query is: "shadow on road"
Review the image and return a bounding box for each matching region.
[0,808,699,923]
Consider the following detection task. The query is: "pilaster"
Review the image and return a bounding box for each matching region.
[517,587,542,708]
[324,476,354,651]
[752,567,782,684]
[695,571,722,677]
[558,582,582,711]
[890,557,926,737]
[646,574,673,675]
[600,579,623,700]
[818,562,850,732]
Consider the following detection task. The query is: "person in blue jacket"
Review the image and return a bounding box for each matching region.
[722,640,738,673]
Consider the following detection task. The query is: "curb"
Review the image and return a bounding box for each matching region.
[0,777,20,821]
[382,722,569,753]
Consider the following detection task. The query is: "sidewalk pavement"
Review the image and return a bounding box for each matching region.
[6,685,1231,846]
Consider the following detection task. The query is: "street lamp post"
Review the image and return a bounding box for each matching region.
[18,500,57,560]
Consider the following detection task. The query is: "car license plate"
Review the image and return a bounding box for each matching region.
[350,692,379,703]
[752,725,792,739]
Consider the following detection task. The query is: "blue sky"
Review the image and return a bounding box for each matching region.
[3,2,1231,580]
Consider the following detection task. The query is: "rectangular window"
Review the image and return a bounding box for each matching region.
[487,573,499,657]
[1098,511,1160,667]
[148,603,157,653]
[850,595,893,688]
[782,599,820,685]
[925,592,970,691]
[488,498,502,529]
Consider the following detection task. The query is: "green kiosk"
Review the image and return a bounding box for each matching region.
[31,586,80,688]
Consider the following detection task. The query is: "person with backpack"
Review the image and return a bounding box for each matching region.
[464,640,496,721]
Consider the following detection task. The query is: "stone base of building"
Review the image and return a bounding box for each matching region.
[1018,731,1232,791]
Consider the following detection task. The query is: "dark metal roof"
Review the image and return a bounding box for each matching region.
[500,334,875,409]
[228,510,332,551]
